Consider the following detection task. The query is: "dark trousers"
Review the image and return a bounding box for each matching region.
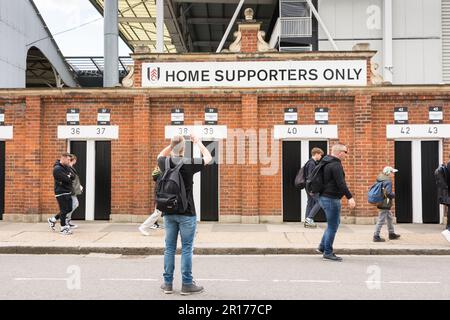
[306,193,321,220]
[56,194,72,227]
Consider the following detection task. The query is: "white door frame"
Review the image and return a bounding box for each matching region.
[281,139,328,222]
[192,139,221,222]
[396,138,443,224]
[67,139,96,221]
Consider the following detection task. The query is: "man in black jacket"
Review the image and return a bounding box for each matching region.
[304,147,324,228]
[318,143,355,261]
[50,153,75,235]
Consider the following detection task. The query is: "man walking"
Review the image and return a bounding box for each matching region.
[442,161,450,243]
[318,143,355,261]
[372,166,401,242]
[304,147,324,228]
[50,153,75,235]
[48,154,82,231]
[157,134,212,295]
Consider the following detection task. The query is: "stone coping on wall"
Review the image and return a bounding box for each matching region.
[131,51,377,62]
[1,85,450,98]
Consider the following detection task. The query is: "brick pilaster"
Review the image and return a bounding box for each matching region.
[132,95,151,216]
[241,94,259,221]
[352,94,376,220]
[24,97,42,215]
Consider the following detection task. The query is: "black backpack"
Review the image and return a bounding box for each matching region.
[155,158,188,214]
[294,159,313,189]
[435,164,450,205]
[305,159,330,194]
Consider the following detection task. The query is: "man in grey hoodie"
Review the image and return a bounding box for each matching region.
[373,166,401,242]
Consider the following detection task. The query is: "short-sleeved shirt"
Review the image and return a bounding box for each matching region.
[158,156,205,216]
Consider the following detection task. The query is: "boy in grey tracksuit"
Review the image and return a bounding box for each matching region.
[373,166,401,242]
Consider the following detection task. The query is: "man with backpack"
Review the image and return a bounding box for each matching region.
[303,148,324,228]
[157,134,212,295]
[309,143,355,262]
[371,166,401,242]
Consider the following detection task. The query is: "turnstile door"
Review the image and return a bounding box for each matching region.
[395,141,413,223]
[309,141,328,222]
[283,141,302,222]
[69,141,87,220]
[421,141,439,223]
[0,142,5,220]
[95,141,111,220]
[201,141,219,221]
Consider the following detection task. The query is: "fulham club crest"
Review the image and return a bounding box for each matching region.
[147,66,160,83]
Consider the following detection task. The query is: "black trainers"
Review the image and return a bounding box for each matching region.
[323,253,343,262]
[160,283,173,294]
[373,235,386,242]
[389,233,401,240]
[181,281,204,295]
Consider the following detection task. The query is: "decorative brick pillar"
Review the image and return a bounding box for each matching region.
[238,22,260,53]
[132,95,151,219]
[352,94,377,224]
[24,97,42,221]
[241,94,260,223]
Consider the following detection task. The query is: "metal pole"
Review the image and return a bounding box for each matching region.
[383,0,393,83]
[156,0,164,53]
[216,0,245,53]
[305,0,338,50]
[104,0,119,87]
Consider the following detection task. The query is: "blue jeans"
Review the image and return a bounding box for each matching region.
[318,196,341,255]
[163,214,197,285]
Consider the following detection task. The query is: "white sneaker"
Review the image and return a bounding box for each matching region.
[441,229,450,243]
[60,226,73,235]
[67,221,78,229]
[139,225,150,236]
[48,218,56,231]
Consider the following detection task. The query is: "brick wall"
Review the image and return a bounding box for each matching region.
[1,88,450,223]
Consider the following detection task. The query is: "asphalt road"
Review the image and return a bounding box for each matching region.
[0,254,449,300]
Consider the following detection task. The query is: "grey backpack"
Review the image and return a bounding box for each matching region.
[72,175,83,196]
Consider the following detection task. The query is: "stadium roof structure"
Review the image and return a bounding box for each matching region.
[89,0,279,53]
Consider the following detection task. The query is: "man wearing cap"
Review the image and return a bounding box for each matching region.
[373,166,401,242]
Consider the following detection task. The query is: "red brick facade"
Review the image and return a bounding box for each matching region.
[0,25,449,224]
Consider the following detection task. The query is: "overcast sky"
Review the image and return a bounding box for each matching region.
[33,0,131,57]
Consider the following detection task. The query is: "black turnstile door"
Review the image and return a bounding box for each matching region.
[0,142,5,220]
[283,141,302,222]
[421,141,440,223]
[95,141,111,220]
[309,141,328,222]
[201,141,219,221]
[70,141,87,220]
[395,141,413,223]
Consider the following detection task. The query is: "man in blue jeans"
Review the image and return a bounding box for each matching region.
[157,134,212,295]
[317,143,356,262]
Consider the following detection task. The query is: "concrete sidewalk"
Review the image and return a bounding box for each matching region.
[0,221,449,255]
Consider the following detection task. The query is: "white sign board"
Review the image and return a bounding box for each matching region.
[386,124,450,139]
[57,126,119,140]
[142,60,367,88]
[274,125,338,139]
[165,125,227,140]
[0,126,13,140]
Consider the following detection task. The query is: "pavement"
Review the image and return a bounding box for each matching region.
[0,221,449,255]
